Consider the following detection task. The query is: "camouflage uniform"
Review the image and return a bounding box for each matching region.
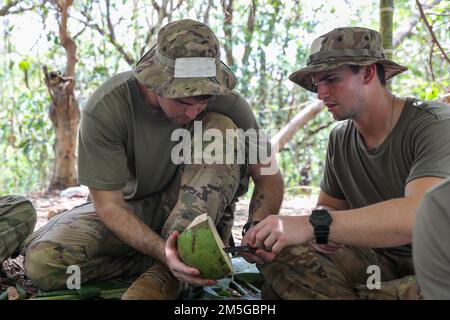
[0,195,36,263]
[22,112,246,291]
[258,27,419,300]
[22,19,252,292]
[258,245,420,300]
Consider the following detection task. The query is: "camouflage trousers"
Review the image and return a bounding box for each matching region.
[0,195,37,263]
[22,112,247,291]
[258,244,421,300]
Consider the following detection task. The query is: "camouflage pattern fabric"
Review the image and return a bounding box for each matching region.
[289,27,408,92]
[22,112,245,291]
[133,19,237,99]
[258,244,421,300]
[0,195,36,263]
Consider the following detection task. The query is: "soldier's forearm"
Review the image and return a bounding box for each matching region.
[95,202,167,264]
[328,197,416,247]
[248,170,284,222]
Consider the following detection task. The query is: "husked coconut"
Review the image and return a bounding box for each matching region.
[177,213,233,279]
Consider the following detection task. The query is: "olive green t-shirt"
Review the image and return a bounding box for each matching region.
[413,179,450,299]
[78,71,263,200]
[320,98,450,256]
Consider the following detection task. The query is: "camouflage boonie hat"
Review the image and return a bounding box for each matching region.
[289,27,408,92]
[133,19,237,98]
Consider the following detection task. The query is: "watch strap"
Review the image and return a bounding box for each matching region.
[242,220,259,237]
[314,226,330,244]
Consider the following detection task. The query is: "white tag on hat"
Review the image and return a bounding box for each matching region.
[174,57,217,78]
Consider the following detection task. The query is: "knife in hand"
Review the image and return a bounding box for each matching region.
[222,245,257,255]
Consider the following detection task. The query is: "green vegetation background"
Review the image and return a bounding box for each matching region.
[0,0,448,195]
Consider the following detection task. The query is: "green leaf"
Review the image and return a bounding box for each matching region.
[15,284,26,298]
[0,290,8,300]
[18,60,30,72]
[33,287,101,300]
[74,287,102,299]
[35,280,130,300]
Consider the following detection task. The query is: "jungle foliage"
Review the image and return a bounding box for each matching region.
[0,0,448,194]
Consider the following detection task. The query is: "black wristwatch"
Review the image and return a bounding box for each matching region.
[309,209,333,244]
[242,220,259,237]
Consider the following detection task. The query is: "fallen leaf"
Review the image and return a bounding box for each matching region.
[47,210,58,220]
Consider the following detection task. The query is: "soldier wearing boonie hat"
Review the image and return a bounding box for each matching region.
[249,27,450,300]
[22,19,284,300]
[133,19,237,98]
[289,27,407,92]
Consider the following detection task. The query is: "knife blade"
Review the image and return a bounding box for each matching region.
[222,246,257,254]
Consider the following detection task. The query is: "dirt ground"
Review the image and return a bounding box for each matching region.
[1,190,316,297]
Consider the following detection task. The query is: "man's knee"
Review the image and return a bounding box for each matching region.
[354,275,421,300]
[24,241,70,291]
[258,245,354,299]
[0,196,37,262]
[181,112,243,210]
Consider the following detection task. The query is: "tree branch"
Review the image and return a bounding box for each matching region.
[172,0,184,12]
[75,0,135,66]
[139,0,176,59]
[393,18,419,48]
[140,0,176,57]
[242,0,257,66]
[221,0,235,66]
[306,121,334,136]
[428,43,436,81]
[203,0,214,24]
[105,0,135,65]
[271,100,326,152]
[393,0,442,47]
[416,0,450,64]
[55,0,76,78]
[0,0,19,15]
[1,0,48,16]
[73,25,87,40]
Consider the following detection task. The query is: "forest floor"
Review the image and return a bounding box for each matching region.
[1,190,316,299]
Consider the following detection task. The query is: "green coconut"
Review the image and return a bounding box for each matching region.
[177,213,233,279]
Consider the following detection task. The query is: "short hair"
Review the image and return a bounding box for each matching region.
[176,95,215,104]
[190,95,214,102]
[348,63,386,86]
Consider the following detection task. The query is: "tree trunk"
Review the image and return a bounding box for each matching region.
[45,0,79,191]
[380,0,394,60]
[380,0,394,89]
[271,100,325,152]
[45,67,79,191]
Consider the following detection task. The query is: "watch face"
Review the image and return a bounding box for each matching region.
[310,210,332,226]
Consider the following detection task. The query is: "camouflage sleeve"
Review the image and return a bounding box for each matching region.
[161,112,242,241]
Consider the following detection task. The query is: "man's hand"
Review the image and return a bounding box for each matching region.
[240,229,272,264]
[308,240,344,254]
[165,231,217,286]
[247,215,314,262]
